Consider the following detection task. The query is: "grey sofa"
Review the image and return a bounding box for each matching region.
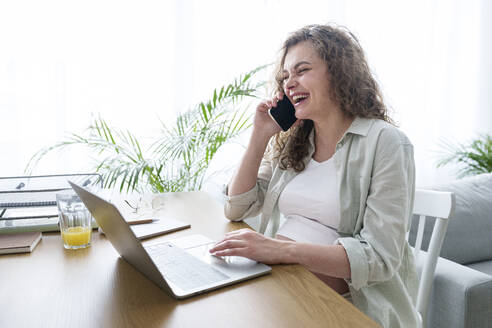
[409,173,492,328]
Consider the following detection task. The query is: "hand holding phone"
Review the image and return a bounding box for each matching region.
[268,97,297,131]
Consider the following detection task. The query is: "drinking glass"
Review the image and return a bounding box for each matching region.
[56,190,92,249]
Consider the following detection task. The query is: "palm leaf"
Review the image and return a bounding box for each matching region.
[26,64,269,193]
[436,134,492,178]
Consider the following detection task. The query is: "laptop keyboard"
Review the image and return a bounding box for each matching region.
[146,242,229,291]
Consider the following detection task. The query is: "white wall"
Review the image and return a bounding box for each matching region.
[1,0,491,187]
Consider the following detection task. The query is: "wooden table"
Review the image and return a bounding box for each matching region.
[0,191,379,328]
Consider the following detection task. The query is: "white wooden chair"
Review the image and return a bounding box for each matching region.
[409,189,455,328]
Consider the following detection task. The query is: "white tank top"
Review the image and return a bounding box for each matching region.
[277,158,340,245]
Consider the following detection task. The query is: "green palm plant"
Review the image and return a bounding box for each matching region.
[436,134,492,177]
[25,65,269,193]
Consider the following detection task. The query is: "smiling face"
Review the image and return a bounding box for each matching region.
[281,41,339,122]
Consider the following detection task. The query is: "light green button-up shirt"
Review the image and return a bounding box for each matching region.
[224,117,420,328]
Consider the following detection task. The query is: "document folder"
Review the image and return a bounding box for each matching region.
[0,173,102,233]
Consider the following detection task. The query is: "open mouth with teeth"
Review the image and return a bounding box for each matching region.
[292,93,309,105]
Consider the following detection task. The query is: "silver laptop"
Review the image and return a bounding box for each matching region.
[69,181,271,299]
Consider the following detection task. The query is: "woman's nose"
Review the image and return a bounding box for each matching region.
[284,75,297,90]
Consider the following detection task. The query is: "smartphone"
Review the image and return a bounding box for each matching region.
[268,97,297,131]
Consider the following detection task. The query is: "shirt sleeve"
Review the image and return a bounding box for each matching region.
[337,128,415,290]
[223,156,273,221]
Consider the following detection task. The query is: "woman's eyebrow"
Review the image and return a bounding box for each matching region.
[282,61,311,73]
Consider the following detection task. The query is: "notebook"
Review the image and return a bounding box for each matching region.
[130,219,190,239]
[0,190,60,208]
[0,174,101,208]
[0,231,42,254]
[99,218,191,240]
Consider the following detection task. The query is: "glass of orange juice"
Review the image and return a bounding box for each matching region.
[56,190,93,249]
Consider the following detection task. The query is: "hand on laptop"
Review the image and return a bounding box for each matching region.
[209,229,294,265]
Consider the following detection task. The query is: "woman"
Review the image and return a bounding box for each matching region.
[209,24,420,327]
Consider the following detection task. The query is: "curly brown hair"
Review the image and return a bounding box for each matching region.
[269,24,392,172]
